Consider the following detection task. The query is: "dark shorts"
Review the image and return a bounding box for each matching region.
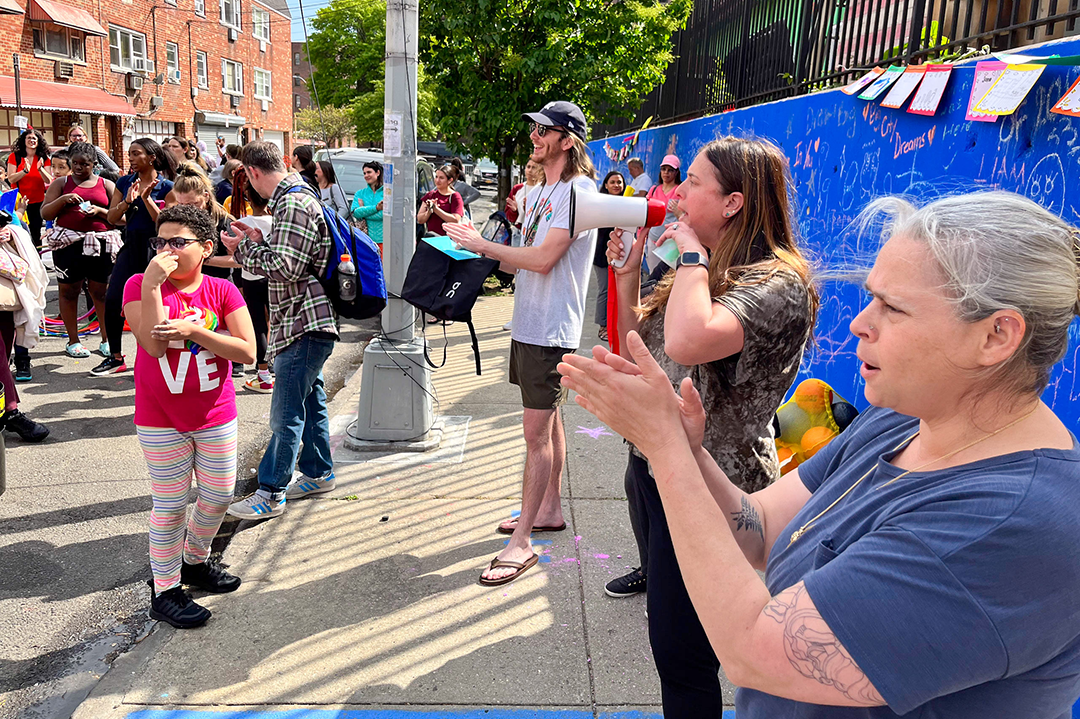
[52,241,113,285]
[509,340,576,410]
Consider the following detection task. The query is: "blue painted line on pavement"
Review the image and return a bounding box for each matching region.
[124,710,730,718]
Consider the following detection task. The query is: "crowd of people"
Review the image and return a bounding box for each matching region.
[446,99,1080,718]
[5,101,1080,717]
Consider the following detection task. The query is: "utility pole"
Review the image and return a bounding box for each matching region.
[12,54,22,122]
[347,0,440,451]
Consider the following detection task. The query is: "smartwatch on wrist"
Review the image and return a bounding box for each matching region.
[676,251,709,269]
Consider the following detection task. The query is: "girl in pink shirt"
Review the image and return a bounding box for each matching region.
[123,204,256,629]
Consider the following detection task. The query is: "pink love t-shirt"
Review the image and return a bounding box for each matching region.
[123,274,246,432]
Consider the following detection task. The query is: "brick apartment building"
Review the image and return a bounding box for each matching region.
[291,40,310,112]
[0,0,294,166]
[290,40,358,149]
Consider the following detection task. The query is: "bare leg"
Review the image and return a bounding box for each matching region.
[88,280,110,344]
[483,408,564,582]
[58,282,84,346]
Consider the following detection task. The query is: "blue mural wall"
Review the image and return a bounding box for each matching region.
[588,37,1080,430]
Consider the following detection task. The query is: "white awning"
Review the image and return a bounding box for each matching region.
[195,112,246,127]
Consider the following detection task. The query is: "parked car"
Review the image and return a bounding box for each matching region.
[314,148,435,203]
[472,158,498,186]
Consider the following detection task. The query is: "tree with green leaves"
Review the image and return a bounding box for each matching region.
[420,0,691,200]
[352,66,442,145]
[304,0,440,144]
[303,0,386,108]
[293,105,357,147]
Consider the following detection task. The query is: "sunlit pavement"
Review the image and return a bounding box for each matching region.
[72,289,738,719]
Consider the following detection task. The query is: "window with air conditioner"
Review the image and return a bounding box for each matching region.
[254,68,271,101]
[32,23,87,63]
[222,58,243,95]
[194,0,205,15]
[196,51,208,89]
[166,42,180,83]
[220,0,240,29]
[252,6,270,42]
[109,26,148,73]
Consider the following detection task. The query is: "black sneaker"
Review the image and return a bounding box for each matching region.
[231,363,244,378]
[3,410,49,442]
[12,354,30,382]
[150,586,211,629]
[181,560,241,593]
[605,568,647,598]
[90,356,128,376]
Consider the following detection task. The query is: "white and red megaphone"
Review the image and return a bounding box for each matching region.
[569,185,667,267]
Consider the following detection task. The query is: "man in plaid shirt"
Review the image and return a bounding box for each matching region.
[221,141,339,519]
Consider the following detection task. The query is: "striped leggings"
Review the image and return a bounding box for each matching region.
[137,419,238,594]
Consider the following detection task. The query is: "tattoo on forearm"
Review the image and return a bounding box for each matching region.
[764,584,884,706]
[731,496,764,541]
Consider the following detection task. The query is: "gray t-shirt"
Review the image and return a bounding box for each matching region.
[511,176,598,349]
[637,266,813,492]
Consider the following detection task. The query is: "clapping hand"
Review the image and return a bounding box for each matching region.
[558,332,692,457]
[443,219,485,254]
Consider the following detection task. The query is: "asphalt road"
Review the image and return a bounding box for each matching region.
[0,188,499,719]
[0,278,375,719]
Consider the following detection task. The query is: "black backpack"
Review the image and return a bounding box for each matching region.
[400,238,498,375]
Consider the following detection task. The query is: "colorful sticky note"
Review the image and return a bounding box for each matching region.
[1051,74,1080,117]
[842,67,886,95]
[967,60,1007,122]
[858,66,904,100]
[880,66,926,109]
[972,64,1046,115]
[908,64,952,116]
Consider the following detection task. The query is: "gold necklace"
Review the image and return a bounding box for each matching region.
[788,405,1039,546]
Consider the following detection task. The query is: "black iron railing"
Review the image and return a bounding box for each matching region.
[595,0,1080,138]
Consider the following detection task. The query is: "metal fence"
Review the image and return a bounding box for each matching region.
[596,0,1080,138]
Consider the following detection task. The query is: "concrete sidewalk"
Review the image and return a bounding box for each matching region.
[73,291,737,719]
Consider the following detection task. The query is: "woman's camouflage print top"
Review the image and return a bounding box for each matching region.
[635,266,814,493]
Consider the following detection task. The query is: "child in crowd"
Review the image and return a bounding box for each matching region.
[50,150,71,178]
[123,204,256,629]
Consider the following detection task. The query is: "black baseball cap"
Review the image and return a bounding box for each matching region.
[522,101,588,141]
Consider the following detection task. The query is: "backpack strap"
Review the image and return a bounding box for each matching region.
[421,315,449,370]
[466,318,482,376]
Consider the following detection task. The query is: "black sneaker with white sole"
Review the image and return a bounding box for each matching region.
[90,356,128,376]
[605,567,647,597]
[150,586,212,629]
[182,560,241,593]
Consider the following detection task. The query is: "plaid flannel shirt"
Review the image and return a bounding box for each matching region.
[234,173,338,361]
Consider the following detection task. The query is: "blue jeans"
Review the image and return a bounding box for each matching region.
[257,334,336,499]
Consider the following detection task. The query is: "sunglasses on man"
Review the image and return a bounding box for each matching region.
[150,236,203,251]
[530,123,568,138]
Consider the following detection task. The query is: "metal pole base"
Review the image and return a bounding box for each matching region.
[346,337,441,452]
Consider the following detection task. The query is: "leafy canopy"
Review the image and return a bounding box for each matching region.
[293,105,356,147]
[304,0,441,143]
[419,0,691,167]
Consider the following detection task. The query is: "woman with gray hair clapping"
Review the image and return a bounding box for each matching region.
[560,190,1080,718]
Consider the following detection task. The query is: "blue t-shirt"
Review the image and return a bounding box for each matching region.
[738,406,1080,718]
[115,173,174,249]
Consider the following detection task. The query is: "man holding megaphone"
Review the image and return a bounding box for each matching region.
[446,101,602,586]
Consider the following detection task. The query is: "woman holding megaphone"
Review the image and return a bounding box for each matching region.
[603,136,817,717]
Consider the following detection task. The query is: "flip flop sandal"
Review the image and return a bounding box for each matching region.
[65,342,91,358]
[496,518,567,535]
[478,553,539,587]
